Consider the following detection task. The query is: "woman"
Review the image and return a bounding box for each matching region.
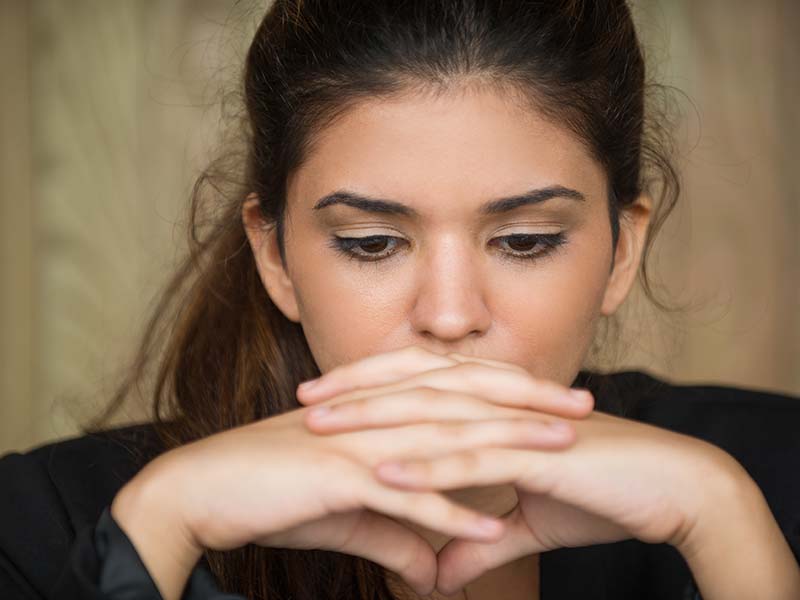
[1,1,798,599]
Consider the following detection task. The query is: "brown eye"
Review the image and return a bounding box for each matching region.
[491,232,567,262]
[329,235,407,262]
[506,235,541,252]
[357,237,390,253]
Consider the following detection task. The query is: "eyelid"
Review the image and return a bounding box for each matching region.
[328,234,409,262]
[492,224,566,235]
[330,231,567,264]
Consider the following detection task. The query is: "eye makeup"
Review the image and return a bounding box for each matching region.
[327,231,568,265]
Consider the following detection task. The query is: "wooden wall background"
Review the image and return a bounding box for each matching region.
[1,0,798,454]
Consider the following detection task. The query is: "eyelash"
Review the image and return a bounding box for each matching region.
[328,232,567,264]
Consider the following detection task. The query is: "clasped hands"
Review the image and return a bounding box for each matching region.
[295,345,743,596]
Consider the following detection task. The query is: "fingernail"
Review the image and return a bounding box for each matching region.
[298,377,321,392]
[308,406,332,419]
[568,389,593,405]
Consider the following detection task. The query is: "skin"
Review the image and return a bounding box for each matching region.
[243,85,651,386]
[112,347,587,600]
[109,84,799,600]
[241,85,800,599]
[297,355,800,599]
[242,85,650,599]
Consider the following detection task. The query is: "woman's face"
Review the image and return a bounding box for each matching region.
[244,86,651,387]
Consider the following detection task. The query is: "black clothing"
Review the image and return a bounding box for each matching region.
[1,369,798,599]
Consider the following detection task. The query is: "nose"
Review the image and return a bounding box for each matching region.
[408,236,492,343]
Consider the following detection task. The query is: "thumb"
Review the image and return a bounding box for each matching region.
[435,505,539,595]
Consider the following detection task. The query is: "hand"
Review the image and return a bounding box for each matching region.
[297,345,597,593]
[301,349,745,596]
[380,413,745,595]
[298,346,594,540]
[112,347,584,598]
[297,345,594,422]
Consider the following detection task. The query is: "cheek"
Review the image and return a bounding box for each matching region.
[288,219,613,380]
[289,253,409,373]
[494,238,612,384]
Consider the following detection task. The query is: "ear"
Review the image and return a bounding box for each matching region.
[242,193,301,323]
[600,193,653,316]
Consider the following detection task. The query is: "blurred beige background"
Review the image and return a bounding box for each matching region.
[1,0,798,455]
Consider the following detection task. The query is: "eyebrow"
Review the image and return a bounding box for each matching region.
[312,185,585,218]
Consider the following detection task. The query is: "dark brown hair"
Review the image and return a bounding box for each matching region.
[89,1,680,598]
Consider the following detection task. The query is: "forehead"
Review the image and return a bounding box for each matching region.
[287,87,606,215]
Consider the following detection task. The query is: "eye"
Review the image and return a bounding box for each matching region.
[328,235,407,262]
[490,232,567,262]
[328,232,567,264]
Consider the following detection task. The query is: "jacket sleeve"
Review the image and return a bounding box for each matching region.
[1,503,244,600]
[0,437,244,600]
[63,505,244,600]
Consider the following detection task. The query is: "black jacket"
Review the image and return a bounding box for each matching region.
[1,370,798,599]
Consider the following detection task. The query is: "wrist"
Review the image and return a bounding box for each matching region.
[673,452,800,600]
[671,450,753,559]
[111,457,205,600]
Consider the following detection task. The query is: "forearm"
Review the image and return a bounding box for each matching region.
[110,464,205,600]
[677,465,800,600]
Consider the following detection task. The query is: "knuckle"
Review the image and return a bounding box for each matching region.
[455,449,481,471]
[314,455,361,510]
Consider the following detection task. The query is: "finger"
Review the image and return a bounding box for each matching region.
[300,347,593,421]
[305,388,577,435]
[306,388,537,431]
[322,456,508,544]
[403,363,594,417]
[297,347,524,406]
[309,363,593,423]
[445,352,528,374]
[335,419,576,463]
[333,510,440,596]
[436,505,542,595]
[357,479,507,545]
[296,344,457,405]
[261,509,440,595]
[373,447,557,494]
